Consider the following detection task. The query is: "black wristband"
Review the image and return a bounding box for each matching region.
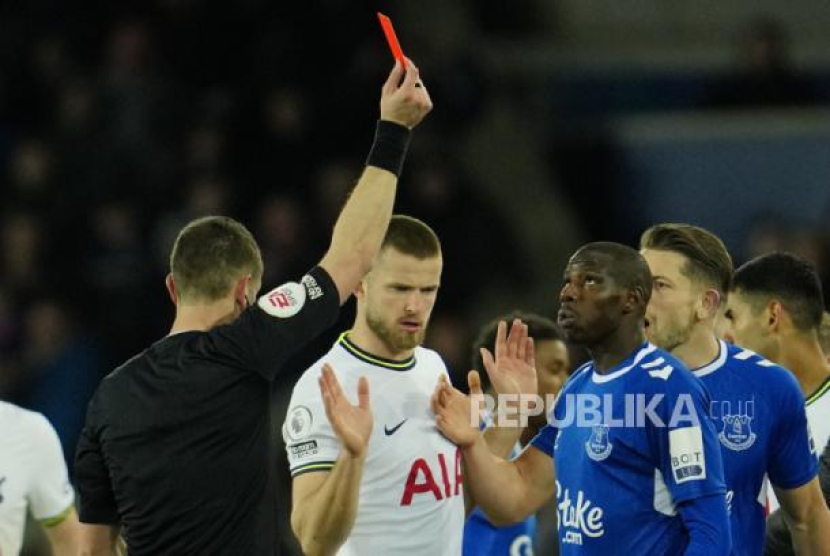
[365,120,411,177]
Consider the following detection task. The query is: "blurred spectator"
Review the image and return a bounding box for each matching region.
[15,298,101,469]
[707,17,819,108]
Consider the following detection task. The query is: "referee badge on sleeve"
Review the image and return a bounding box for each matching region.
[258,282,306,318]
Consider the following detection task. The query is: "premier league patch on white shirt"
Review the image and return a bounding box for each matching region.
[258,282,306,318]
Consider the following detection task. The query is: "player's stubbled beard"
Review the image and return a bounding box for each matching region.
[366,304,426,353]
[649,303,696,353]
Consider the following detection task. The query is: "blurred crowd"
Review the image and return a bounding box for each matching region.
[4,2,830,554]
[0,0,529,482]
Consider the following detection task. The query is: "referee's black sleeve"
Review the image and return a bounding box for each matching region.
[207,266,340,381]
[75,393,120,524]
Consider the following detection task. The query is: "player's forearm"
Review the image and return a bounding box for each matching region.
[292,453,366,556]
[679,494,731,556]
[788,504,830,556]
[321,123,410,303]
[483,424,522,459]
[462,435,531,526]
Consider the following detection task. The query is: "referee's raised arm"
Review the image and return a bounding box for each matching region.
[320,59,432,304]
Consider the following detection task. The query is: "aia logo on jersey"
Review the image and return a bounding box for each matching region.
[718,414,757,451]
[400,450,462,506]
[585,425,613,462]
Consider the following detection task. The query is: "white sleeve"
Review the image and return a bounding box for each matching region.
[283,367,342,477]
[26,414,75,523]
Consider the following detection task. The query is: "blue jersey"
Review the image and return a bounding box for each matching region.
[693,340,818,556]
[531,343,727,556]
[463,509,535,556]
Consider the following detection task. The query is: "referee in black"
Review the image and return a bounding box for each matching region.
[74,60,432,556]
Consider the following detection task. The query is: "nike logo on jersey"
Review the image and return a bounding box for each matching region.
[384,419,407,435]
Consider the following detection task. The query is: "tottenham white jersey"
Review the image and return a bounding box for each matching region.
[0,402,74,556]
[767,377,829,514]
[284,333,464,556]
[806,378,830,459]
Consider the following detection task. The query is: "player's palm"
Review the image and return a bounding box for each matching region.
[319,364,373,458]
[482,319,538,397]
[432,376,479,448]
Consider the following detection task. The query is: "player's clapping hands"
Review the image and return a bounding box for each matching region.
[432,375,480,449]
[380,59,433,129]
[319,364,373,458]
[480,319,538,398]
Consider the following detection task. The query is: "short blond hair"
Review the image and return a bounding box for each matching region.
[170,216,262,302]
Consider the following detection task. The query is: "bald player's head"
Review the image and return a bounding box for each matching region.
[573,242,653,309]
[558,242,652,346]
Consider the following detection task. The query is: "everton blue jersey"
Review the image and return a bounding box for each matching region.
[693,340,817,556]
[531,343,727,556]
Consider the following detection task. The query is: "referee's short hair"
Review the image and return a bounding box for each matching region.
[170,216,263,302]
[381,215,441,259]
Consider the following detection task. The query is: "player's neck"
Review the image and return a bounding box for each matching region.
[671,326,720,370]
[590,325,646,373]
[778,331,830,397]
[348,323,414,362]
[170,300,238,334]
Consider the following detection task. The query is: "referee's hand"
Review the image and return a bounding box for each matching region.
[380,58,432,130]
[319,364,373,458]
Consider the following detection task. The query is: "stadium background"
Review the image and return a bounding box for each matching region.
[2,1,830,554]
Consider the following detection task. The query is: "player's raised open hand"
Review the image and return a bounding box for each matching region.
[432,375,479,449]
[319,363,373,458]
[380,58,432,129]
[481,319,538,398]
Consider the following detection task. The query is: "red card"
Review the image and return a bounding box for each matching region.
[377,12,407,68]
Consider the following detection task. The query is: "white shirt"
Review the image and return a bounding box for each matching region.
[767,377,830,513]
[284,333,464,556]
[0,402,74,556]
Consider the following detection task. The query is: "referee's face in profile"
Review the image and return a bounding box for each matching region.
[358,246,442,356]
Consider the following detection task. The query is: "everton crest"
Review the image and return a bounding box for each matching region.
[718,413,757,451]
[585,424,613,461]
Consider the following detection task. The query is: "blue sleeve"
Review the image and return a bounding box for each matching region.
[679,493,731,556]
[529,424,557,457]
[651,372,726,504]
[768,373,818,489]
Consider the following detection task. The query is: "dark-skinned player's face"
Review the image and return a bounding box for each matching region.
[557,253,627,347]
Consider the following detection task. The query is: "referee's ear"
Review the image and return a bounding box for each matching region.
[233,275,253,310]
[166,273,178,306]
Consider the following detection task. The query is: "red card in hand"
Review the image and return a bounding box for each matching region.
[377,12,407,68]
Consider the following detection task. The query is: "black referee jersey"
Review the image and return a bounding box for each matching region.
[75,267,339,556]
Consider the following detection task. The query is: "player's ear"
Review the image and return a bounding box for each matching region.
[166,273,178,306]
[697,289,720,321]
[354,276,368,300]
[623,285,646,315]
[767,300,783,332]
